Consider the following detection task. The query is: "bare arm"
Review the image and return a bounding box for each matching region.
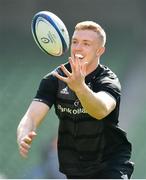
[75,85,116,119]
[17,101,49,158]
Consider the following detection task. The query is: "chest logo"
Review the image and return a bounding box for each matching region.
[60,86,69,95]
[74,99,80,107]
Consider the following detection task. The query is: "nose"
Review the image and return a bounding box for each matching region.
[74,43,82,51]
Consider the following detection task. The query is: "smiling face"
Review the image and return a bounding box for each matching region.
[71,29,105,72]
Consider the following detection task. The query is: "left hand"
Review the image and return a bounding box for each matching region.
[53,56,88,92]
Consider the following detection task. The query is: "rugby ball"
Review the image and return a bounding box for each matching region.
[31,11,70,56]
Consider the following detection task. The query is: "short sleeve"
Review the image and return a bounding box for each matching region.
[33,72,58,108]
[95,76,121,102]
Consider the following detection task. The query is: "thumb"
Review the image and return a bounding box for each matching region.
[28,131,37,140]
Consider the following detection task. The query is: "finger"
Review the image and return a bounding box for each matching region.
[28,131,37,141]
[19,146,29,158]
[69,57,75,74]
[60,64,71,77]
[53,71,68,83]
[19,142,30,158]
[74,55,80,72]
[20,141,31,149]
[23,136,32,144]
[81,62,88,76]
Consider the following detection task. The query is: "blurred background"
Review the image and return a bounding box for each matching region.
[0,0,146,178]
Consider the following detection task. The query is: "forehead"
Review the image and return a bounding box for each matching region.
[72,29,98,41]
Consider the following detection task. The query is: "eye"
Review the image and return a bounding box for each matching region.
[84,42,90,46]
[72,40,77,44]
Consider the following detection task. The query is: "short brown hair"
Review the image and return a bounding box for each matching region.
[75,21,106,47]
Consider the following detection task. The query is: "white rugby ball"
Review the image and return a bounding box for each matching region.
[31,11,70,56]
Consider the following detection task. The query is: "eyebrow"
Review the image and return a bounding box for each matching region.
[72,38,92,42]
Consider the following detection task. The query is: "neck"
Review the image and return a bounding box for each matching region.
[86,59,100,75]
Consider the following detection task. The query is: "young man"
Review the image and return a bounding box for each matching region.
[17,21,134,179]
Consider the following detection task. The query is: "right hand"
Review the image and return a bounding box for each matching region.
[17,131,37,158]
[53,56,88,93]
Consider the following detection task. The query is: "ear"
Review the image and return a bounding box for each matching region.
[96,47,105,57]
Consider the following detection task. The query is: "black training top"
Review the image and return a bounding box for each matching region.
[34,63,132,176]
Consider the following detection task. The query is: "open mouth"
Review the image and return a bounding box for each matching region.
[75,54,84,60]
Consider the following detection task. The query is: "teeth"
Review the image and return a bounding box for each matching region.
[75,54,84,59]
